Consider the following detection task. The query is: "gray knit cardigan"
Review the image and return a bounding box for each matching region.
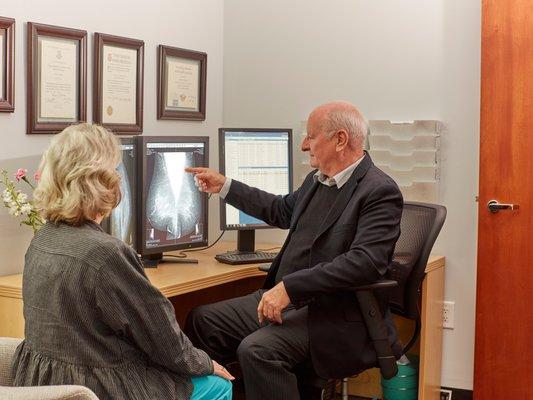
[12,221,213,400]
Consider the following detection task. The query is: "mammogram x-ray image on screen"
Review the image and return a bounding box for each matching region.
[109,144,136,247]
[145,143,205,249]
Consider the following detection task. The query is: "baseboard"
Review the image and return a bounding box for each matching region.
[441,386,473,400]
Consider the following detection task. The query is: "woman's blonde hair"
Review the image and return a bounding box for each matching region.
[34,123,122,226]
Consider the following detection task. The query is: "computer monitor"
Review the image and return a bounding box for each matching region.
[102,137,137,249]
[137,136,209,266]
[219,128,293,252]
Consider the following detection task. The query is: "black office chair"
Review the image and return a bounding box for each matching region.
[261,201,447,399]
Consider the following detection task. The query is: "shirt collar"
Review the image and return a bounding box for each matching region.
[313,153,366,188]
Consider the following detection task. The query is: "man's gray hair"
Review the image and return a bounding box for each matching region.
[324,106,368,149]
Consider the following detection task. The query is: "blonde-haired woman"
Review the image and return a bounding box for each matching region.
[11,124,233,400]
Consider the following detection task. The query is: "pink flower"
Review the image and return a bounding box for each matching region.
[34,171,40,182]
[14,168,27,182]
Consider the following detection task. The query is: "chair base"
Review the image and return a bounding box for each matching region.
[298,378,351,400]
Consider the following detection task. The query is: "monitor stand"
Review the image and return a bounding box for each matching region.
[236,230,255,253]
[215,230,277,265]
[141,253,198,268]
[215,230,256,259]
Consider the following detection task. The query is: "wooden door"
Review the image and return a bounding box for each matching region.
[475,0,532,398]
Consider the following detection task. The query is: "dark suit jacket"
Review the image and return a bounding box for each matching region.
[225,153,403,378]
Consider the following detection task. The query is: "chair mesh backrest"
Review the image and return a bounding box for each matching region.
[387,202,446,320]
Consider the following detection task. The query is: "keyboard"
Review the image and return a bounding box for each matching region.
[215,251,278,265]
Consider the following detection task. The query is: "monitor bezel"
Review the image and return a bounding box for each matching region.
[218,128,293,231]
[101,136,138,250]
[136,135,209,256]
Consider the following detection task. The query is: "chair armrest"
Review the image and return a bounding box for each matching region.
[258,263,272,273]
[0,385,100,400]
[351,279,398,291]
[0,337,23,386]
[354,288,399,379]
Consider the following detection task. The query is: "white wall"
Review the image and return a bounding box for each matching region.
[223,0,480,390]
[0,0,225,275]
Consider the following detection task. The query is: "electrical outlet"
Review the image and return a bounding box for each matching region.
[440,389,453,400]
[443,301,455,329]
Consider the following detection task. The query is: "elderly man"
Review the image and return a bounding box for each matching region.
[185,102,403,399]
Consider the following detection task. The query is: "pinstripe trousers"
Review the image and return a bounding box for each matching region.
[186,289,310,400]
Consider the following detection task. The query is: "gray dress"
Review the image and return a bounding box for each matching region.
[11,221,213,400]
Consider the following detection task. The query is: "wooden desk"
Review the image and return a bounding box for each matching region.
[0,241,267,337]
[0,242,444,400]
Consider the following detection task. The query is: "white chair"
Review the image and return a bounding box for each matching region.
[0,337,99,400]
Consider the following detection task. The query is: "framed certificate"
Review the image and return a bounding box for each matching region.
[157,45,207,121]
[0,17,15,113]
[27,22,87,134]
[94,33,144,134]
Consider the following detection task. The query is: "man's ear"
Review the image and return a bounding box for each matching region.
[336,130,349,151]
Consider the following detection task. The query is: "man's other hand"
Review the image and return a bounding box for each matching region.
[185,167,226,194]
[257,282,291,324]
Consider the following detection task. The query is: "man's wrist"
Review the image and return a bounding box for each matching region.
[283,274,314,308]
[219,177,232,199]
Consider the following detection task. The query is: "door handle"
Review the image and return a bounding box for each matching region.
[487,199,519,213]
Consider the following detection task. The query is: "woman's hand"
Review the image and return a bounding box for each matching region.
[212,360,235,380]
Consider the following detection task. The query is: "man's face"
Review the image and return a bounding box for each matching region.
[301,117,337,173]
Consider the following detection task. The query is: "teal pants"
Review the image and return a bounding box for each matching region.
[191,375,232,400]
